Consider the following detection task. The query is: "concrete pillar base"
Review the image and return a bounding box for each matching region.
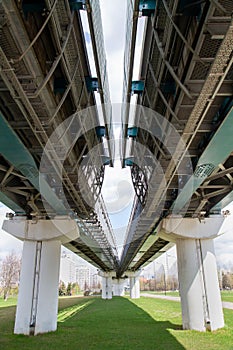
[112,278,125,296]
[158,216,225,331]
[127,271,140,299]
[14,240,61,335]
[99,272,115,299]
[176,238,224,331]
[2,216,79,335]
[101,276,112,299]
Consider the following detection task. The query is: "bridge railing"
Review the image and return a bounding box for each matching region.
[86,0,115,166]
[121,0,139,167]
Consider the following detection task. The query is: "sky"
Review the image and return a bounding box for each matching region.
[0,204,22,259]
[1,1,233,270]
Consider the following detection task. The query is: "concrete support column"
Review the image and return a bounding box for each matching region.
[112,279,125,296]
[176,238,224,331]
[158,216,226,331]
[3,216,80,335]
[101,274,113,299]
[129,273,140,299]
[14,240,61,335]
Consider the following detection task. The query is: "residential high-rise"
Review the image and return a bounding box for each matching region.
[76,265,91,290]
[60,251,76,285]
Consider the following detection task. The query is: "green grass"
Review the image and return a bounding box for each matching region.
[143,290,233,302]
[0,296,18,308]
[221,291,233,303]
[143,290,180,297]
[132,298,233,350]
[0,296,233,349]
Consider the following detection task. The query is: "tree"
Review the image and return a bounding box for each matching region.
[59,281,66,296]
[66,282,72,296]
[139,276,148,291]
[0,252,21,300]
[84,280,89,291]
[222,273,233,290]
[71,282,80,295]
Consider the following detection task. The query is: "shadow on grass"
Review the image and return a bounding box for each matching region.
[57,299,94,323]
[58,296,185,350]
[0,296,185,350]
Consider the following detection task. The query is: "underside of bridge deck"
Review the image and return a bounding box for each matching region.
[120,0,233,275]
[0,0,233,335]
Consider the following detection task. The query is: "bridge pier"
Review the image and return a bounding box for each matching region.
[99,272,115,299]
[176,237,224,331]
[14,240,61,335]
[127,271,140,299]
[2,216,80,335]
[159,216,225,331]
[112,278,125,296]
[101,276,112,299]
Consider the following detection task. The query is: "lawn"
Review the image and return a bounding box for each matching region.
[1,296,233,349]
[221,291,233,303]
[143,290,233,303]
[143,290,180,297]
[0,296,17,308]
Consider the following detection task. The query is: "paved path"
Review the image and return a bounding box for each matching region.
[222,301,233,310]
[141,293,233,310]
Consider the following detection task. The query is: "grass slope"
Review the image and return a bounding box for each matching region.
[0,296,233,349]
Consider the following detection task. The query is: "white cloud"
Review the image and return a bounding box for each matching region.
[99,1,127,51]
[99,0,145,103]
[0,206,23,259]
[213,204,233,265]
[102,160,134,215]
[100,0,127,103]
[106,50,125,102]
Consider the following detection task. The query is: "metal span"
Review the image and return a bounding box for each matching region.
[0,0,232,279]
[120,0,233,276]
[0,0,118,271]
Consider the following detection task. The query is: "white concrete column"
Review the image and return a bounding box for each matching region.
[158,216,225,332]
[99,271,116,299]
[101,277,107,299]
[3,216,80,335]
[112,279,125,296]
[176,238,224,331]
[101,276,112,299]
[129,272,140,299]
[14,240,61,335]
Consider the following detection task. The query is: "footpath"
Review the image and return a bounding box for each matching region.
[141,293,233,310]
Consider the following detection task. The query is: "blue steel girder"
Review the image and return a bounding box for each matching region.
[0,111,70,215]
[0,192,26,215]
[172,107,233,214]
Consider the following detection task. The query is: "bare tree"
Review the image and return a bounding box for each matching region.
[84,280,89,291]
[0,252,21,300]
[222,272,233,290]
